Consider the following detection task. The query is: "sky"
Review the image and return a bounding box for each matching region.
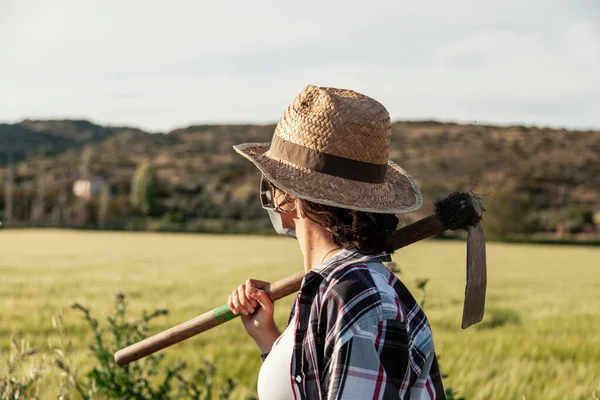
[1,0,599,132]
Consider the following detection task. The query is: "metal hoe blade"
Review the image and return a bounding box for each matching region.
[462,223,487,328]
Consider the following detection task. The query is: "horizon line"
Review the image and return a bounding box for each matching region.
[1,116,598,133]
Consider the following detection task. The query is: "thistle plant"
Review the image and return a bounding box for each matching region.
[55,291,239,399]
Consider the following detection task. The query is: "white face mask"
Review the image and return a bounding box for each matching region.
[260,175,297,239]
[265,209,297,239]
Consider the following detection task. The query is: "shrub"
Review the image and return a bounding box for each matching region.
[56,292,240,399]
[1,293,248,399]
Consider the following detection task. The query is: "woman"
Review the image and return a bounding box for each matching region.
[228,85,445,399]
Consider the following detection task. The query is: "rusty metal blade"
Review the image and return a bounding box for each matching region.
[462,224,487,328]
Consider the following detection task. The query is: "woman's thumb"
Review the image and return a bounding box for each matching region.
[249,288,273,313]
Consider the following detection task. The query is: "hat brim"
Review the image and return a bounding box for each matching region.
[233,143,423,214]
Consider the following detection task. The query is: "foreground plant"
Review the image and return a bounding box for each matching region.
[53,291,239,399]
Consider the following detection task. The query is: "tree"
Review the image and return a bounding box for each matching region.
[97,184,110,229]
[130,160,158,216]
[31,163,46,224]
[52,183,69,226]
[3,153,14,225]
[482,186,536,238]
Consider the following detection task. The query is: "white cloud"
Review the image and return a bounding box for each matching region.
[0,0,598,131]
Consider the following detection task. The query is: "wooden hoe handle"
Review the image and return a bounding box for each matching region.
[115,192,483,366]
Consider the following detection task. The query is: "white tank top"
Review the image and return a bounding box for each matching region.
[256,314,297,400]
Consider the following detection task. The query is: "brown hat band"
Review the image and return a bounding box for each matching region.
[268,134,388,184]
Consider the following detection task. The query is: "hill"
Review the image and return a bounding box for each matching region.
[1,119,599,237]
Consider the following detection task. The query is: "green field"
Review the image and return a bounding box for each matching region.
[1,230,599,399]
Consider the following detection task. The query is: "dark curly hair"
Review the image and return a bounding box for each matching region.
[298,199,399,255]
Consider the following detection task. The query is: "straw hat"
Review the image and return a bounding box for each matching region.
[233,85,422,214]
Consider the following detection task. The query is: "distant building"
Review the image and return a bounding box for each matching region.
[73,179,105,201]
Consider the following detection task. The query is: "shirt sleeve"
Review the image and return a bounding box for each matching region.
[322,318,443,400]
[322,327,385,400]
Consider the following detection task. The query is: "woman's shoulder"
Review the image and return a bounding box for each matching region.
[318,261,433,349]
[320,260,403,321]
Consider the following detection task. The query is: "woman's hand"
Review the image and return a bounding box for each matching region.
[228,279,281,354]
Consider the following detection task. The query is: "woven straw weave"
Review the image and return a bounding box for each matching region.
[234,85,422,214]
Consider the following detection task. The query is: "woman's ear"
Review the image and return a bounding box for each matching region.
[287,195,299,217]
[294,198,304,219]
[279,197,299,230]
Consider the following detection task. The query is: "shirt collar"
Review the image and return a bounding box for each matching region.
[309,247,392,280]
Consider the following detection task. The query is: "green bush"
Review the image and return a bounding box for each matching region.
[1,293,249,399]
[57,292,240,399]
[560,206,594,233]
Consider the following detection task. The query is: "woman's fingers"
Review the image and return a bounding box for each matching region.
[245,279,266,308]
[237,285,255,315]
[246,278,270,290]
[228,294,233,314]
[229,292,241,315]
[229,279,273,317]
[249,288,274,315]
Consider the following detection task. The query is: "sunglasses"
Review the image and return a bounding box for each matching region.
[260,175,276,210]
[260,175,295,213]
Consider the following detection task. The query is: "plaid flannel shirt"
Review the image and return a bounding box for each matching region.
[285,248,445,400]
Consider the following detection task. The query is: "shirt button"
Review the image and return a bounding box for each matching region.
[295,375,302,383]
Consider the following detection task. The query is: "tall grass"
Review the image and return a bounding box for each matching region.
[1,230,599,399]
